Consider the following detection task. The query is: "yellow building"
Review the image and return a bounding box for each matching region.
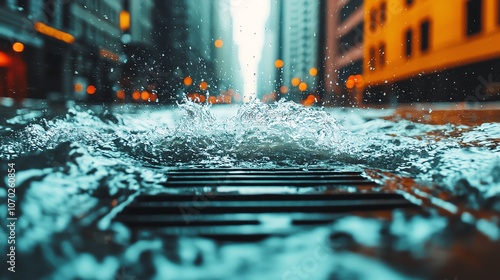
[362,0,500,103]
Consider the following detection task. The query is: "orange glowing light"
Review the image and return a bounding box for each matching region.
[214,39,224,48]
[86,85,96,95]
[141,91,149,101]
[199,95,206,103]
[274,59,284,68]
[354,74,364,88]
[120,11,130,31]
[183,76,193,86]
[302,94,316,106]
[309,67,318,77]
[116,90,125,99]
[208,96,217,104]
[34,22,75,44]
[0,52,10,66]
[199,81,208,90]
[291,77,300,87]
[187,93,201,102]
[346,76,355,89]
[12,42,24,53]
[149,93,158,102]
[132,91,140,100]
[298,82,308,92]
[280,85,289,94]
[74,83,83,93]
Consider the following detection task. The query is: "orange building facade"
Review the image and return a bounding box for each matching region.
[363,0,500,103]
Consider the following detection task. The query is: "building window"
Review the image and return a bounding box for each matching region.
[498,0,500,25]
[467,0,482,36]
[340,0,363,23]
[43,0,56,24]
[369,47,376,71]
[339,22,364,54]
[420,20,430,52]
[380,2,387,24]
[63,1,71,29]
[405,29,413,57]
[370,8,377,32]
[379,43,386,67]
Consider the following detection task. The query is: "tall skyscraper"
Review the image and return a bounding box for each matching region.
[259,0,321,104]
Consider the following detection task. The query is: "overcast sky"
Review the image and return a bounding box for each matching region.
[231,0,270,101]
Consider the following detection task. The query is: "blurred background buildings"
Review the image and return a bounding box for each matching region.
[0,0,499,105]
[260,0,500,106]
[0,0,242,104]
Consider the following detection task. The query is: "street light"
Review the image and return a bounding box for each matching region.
[183,76,193,86]
[214,39,224,48]
[274,59,284,68]
[199,81,208,90]
[299,82,308,92]
[12,42,24,53]
[86,85,96,95]
[120,11,130,31]
[309,67,318,77]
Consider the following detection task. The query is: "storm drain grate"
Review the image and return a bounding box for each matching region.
[114,168,418,239]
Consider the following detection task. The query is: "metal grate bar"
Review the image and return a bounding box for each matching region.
[113,168,418,238]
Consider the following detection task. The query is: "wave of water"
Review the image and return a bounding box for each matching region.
[1,100,499,193]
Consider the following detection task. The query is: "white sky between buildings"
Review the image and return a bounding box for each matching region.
[231,0,270,101]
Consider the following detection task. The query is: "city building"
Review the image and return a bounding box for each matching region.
[258,0,281,97]
[0,0,128,102]
[323,0,364,106]
[72,0,125,102]
[258,0,322,104]
[0,0,73,100]
[363,0,500,103]
[152,0,242,104]
[281,0,321,104]
[120,0,156,103]
[212,0,243,100]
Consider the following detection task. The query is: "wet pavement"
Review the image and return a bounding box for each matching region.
[0,98,499,279]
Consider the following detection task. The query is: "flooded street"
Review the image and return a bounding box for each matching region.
[1,100,499,279]
[2,0,500,278]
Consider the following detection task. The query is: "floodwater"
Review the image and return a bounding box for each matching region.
[0,99,499,279]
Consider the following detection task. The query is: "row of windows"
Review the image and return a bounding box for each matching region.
[404,20,430,58]
[2,0,120,28]
[466,0,500,36]
[339,22,364,54]
[367,0,500,71]
[368,43,385,71]
[369,1,389,32]
[80,21,119,47]
[368,19,429,71]
[368,0,419,33]
[370,0,499,36]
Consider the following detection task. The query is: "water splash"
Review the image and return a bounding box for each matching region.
[1,100,499,279]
